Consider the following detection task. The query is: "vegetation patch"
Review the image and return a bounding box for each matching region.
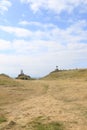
[27,117,64,130]
[0,116,7,124]
[82,110,87,119]
[33,122,64,130]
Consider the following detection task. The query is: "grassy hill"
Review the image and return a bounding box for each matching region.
[0,74,20,87]
[43,68,87,80]
[0,69,87,130]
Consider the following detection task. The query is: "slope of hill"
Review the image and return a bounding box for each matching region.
[43,68,87,80]
[0,74,20,87]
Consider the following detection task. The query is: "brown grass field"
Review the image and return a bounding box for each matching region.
[0,69,87,130]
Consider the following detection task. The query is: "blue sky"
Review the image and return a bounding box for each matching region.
[0,0,87,77]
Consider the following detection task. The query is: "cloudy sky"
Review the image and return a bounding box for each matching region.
[0,0,87,77]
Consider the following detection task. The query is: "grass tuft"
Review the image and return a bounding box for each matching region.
[27,117,64,130]
[0,116,7,124]
[34,122,64,130]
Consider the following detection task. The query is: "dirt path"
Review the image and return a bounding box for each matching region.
[0,79,87,130]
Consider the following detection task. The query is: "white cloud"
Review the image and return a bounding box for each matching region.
[8,38,87,58]
[0,20,87,43]
[20,0,87,14]
[19,20,56,29]
[0,0,12,14]
[0,39,11,50]
[12,39,40,54]
[0,25,32,38]
[0,40,87,77]
[0,22,87,77]
[0,24,49,39]
[19,20,30,26]
[0,19,87,77]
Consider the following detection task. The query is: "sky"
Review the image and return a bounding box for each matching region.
[0,0,87,77]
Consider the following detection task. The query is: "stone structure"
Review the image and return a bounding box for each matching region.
[16,70,31,80]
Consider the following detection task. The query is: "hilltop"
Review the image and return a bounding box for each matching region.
[43,68,87,80]
[0,74,10,78]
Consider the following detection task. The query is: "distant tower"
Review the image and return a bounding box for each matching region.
[21,70,24,75]
[56,66,58,71]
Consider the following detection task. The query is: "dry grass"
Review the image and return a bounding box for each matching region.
[43,68,87,80]
[0,70,87,130]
